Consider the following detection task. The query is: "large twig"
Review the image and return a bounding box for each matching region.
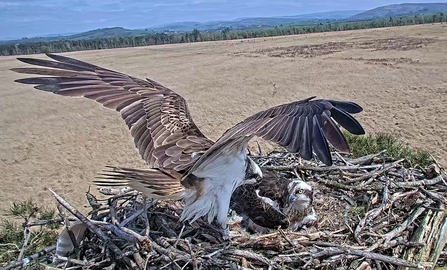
[346,158,404,183]
[222,249,276,268]
[3,150,446,269]
[1,245,56,270]
[312,246,422,268]
[348,150,387,165]
[367,206,427,251]
[355,189,420,243]
[264,163,384,172]
[17,227,31,261]
[48,189,124,258]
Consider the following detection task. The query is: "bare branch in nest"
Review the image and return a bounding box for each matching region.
[48,189,124,258]
[311,246,423,269]
[349,150,388,165]
[2,245,56,270]
[346,158,405,183]
[3,150,447,269]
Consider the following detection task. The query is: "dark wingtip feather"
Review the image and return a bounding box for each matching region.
[34,84,60,92]
[320,112,351,154]
[298,117,313,160]
[45,53,105,71]
[15,77,73,85]
[10,68,22,73]
[303,96,317,102]
[16,56,95,72]
[331,106,365,135]
[14,78,33,84]
[16,57,36,65]
[45,53,65,61]
[13,78,24,84]
[312,115,332,166]
[329,100,363,114]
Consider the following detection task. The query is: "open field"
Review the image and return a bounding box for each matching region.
[0,24,446,215]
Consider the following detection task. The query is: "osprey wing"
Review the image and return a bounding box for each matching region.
[189,96,365,173]
[12,54,213,171]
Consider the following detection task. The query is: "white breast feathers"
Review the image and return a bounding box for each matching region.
[180,150,247,229]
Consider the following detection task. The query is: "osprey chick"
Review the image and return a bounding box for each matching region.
[231,170,316,232]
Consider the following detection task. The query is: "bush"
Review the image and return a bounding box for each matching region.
[344,132,433,167]
[0,200,60,266]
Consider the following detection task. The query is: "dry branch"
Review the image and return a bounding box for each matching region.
[3,150,447,270]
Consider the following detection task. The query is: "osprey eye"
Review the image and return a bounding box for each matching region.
[298,189,304,194]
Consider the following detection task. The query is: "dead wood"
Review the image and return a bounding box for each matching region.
[3,151,447,270]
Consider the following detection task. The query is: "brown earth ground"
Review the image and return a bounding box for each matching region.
[0,23,446,216]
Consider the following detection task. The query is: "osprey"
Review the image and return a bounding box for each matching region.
[230,170,316,232]
[12,54,365,236]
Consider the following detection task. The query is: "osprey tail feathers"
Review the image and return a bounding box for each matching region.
[95,166,185,200]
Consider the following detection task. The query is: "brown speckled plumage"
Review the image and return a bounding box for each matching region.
[231,170,316,231]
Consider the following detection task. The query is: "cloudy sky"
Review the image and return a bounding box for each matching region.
[0,0,444,40]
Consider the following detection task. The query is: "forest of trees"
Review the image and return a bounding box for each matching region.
[1,12,445,56]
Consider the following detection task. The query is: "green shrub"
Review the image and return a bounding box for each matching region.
[0,201,60,266]
[343,132,433,167]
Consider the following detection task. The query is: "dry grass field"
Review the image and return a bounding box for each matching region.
[0,23,446,215]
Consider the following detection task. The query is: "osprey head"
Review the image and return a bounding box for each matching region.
[285,180,313,213]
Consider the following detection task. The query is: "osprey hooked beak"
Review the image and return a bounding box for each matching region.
[249,157,263,177]
[243,157,263,185]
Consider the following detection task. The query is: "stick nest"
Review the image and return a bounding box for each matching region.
[4,150,447,270]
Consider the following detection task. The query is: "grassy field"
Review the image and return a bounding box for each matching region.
[0,23,446,215]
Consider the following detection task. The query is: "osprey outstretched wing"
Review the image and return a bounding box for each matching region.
[12,54,214,172]
[12,54,365,235]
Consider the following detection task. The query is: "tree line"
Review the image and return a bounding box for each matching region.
[1,12,445,56]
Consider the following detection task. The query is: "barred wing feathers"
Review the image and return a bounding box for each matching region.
[189,97,364,174]
[97,167,184,199]
[12,54,213,172]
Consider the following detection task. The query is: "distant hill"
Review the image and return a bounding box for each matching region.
[0,10,361,44]
[286,10,365,20]
[348,3,447,21]
[150,10,363,32]
[67,27,151,40]
[3,3,447,45]
[1,27,153,45]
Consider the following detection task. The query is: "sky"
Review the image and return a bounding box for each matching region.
[0,0,445,40]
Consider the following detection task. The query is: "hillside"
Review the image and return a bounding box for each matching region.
[150,10,363,32]
[2,3,447,45]
[1,27,153,45]
[66,27,150,40]
[0,10,360,44]
[348,2,447,21]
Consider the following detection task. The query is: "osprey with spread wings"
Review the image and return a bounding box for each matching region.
[12,54,365,235]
